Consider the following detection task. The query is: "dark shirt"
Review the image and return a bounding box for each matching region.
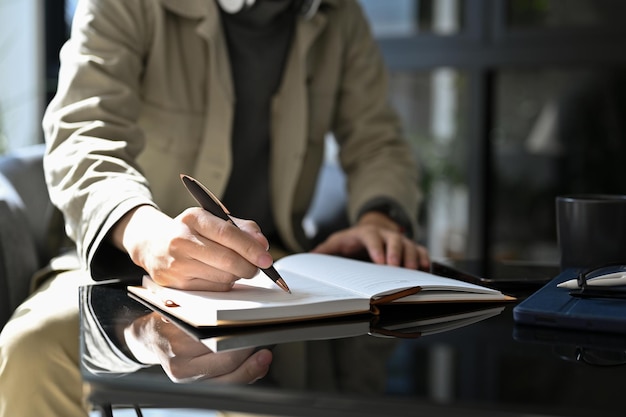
[219,1,296,241]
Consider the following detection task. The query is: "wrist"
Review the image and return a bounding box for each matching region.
[358,211,404,234]
[357,198,413,237]
[110,205,165,259]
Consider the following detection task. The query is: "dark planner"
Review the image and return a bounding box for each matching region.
[513,267,626,333]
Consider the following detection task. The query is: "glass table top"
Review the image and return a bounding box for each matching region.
[80,263,626,417]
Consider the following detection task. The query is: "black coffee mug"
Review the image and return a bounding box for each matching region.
[556,195,626,270]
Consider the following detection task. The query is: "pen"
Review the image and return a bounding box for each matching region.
[557,272,626,289]
[180,174,291,294]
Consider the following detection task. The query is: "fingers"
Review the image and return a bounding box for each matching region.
[312,225,431,270]
[212,348,273,384]
[147,208,274,289]
[415,244,431,271]
[232,217,270,250]
[164,346,272,384]
[379,233,431,270]
[181,208,273,269]
[312,233,365,259]
[362,228,415,268]
[371,232,430,270]
[176,348,272,384]
[382,234,415,268]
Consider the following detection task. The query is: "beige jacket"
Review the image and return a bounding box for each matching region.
[42,0,420,273]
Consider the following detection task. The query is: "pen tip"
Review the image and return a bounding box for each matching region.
[277,278,291,294]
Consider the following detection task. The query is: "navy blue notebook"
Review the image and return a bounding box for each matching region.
[513,267,626,334]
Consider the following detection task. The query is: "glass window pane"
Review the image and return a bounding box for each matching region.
[508,0,626,29]
[492,68,626,262]
[388,69,470,259]
[359,0,464,37]
[66,0,78,26]
[0,1,43,152]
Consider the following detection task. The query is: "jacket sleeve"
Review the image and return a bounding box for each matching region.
[332,1,422,238]
[42,0,157,277]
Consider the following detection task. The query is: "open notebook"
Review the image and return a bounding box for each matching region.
[128,253,513,329]
[129,291,505,352]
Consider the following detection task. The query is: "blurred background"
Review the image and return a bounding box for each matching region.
[2,0,626,265]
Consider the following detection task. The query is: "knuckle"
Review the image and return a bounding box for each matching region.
[217,251,240,273]
[178,207,199,224]
[168,235,187,253]
[212,218,234,240]
[219,354,241,375]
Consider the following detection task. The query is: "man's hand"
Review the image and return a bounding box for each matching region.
[124,312,272,384]
[311,211,430,270]
[111,205,274,290]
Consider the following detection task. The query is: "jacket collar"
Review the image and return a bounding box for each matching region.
[157,0,339,60]
[158,0,340,21]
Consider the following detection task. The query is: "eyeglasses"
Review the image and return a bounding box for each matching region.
[569,263,626,299]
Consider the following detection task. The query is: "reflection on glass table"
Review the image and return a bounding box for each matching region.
[80,276,626,417]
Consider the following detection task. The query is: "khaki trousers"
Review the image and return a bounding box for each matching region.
[0,268,278,417]
[0,269,94,417]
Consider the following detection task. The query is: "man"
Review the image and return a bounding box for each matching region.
[0,0,429,416]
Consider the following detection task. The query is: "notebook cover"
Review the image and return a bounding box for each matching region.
[513,267,626,334]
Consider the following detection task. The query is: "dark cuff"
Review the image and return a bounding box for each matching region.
[357,197,414,238]
[90,241,146,283]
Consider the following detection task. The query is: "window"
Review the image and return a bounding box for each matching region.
[361,0,626,263]
[0,0,45,152]
[11,0,626,265]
